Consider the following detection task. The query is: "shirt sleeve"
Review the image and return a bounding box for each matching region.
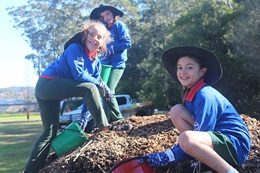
[79,62,101,85]
[109,21,131,53]
[65,44,101,85]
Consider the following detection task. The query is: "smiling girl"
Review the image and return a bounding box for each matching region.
[23,21,117,173]
[139,46,250,173]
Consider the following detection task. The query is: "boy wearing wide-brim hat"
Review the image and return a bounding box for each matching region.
[139,46,250,173]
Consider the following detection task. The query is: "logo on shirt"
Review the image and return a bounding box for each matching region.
[76,57,84,66]
[77,57,84,62]
[194,121,200,131]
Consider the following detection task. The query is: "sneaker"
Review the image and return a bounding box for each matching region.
[181,160,215,173]
[109,123,133,131]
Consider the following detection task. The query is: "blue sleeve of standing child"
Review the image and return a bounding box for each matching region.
[109,21,131,53]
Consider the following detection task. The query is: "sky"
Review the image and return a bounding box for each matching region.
[0,0,38,88]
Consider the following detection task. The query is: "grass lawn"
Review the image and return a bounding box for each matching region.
[0,112,42,173]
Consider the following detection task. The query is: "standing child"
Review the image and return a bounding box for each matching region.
[90,4,131,94]
[139,46,250,173]
[23,20,126,173]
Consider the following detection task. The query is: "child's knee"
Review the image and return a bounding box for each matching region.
[81,83,100,96]
[170,104,185,120]
[179,131,196,152]
[86,83,99,91]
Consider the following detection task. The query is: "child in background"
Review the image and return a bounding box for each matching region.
[26,111,30,121]
[90,4,131,94]
[139,46,250,173]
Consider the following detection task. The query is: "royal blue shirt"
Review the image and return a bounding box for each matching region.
[100,20,131,69]
[41,43,102,86]
[172,79,250,166]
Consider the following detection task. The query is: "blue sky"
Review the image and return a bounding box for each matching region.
[0,0,38,88]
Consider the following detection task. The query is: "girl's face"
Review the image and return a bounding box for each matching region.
[177,56,207,88]
[100,10,114,25]
[85,26,105,53]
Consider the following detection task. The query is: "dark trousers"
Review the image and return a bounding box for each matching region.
[25,78,109,173]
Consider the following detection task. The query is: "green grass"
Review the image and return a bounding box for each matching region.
[0,112,42,173]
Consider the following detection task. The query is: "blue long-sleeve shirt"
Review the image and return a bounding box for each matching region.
[172,79,250,166]
[41,43,102,86]
[100,20,131,68]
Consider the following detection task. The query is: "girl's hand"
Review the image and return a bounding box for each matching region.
[138,149,175,169]
[99,81,113,101]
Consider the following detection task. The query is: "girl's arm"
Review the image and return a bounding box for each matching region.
[108,21,131,53]
[65,44,101,85]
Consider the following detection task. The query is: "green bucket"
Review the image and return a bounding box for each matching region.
[51,121,88,157]
[101,64,112,84]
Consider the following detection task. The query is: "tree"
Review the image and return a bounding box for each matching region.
[119,0,197,108]
[225,0,260,117]
[7,0,101,75]
[227,0,260,80]
[136,0,259,118]
[155,0,243,109]
[6,0,260,118]
[7,0,139,76]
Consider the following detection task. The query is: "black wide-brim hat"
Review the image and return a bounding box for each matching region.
[162,46,222,85]
[90,4,124,20]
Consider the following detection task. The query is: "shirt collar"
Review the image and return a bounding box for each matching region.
[84,48,97,59]
[185,79,206,102]
[107,23,113,28]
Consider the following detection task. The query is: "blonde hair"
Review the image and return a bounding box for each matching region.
[81,20,111,53]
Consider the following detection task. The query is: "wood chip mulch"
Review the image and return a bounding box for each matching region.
[40,114,260,173]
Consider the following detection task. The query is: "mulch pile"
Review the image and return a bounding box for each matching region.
[40,114,260,173]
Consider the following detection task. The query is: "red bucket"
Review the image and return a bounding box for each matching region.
[109,156,158,173]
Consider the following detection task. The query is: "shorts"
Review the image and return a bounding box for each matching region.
[208,131,238,167]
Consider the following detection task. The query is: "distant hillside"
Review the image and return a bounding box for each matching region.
[0,86,36,100]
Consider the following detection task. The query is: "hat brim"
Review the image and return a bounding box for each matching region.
[90,5,124,20]
[162,46,222,85]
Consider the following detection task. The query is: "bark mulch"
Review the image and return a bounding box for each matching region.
[40,114,260,173]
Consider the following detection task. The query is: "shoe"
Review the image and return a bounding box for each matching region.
[101,126,110,131]
[109,123,133,131]
[181,160,215,173]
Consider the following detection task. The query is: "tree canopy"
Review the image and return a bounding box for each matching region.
[7,0,260,118]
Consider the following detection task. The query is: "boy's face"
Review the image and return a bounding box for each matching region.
[177,56,207,88]
[100,10,114,24]
[85,26,105,53]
